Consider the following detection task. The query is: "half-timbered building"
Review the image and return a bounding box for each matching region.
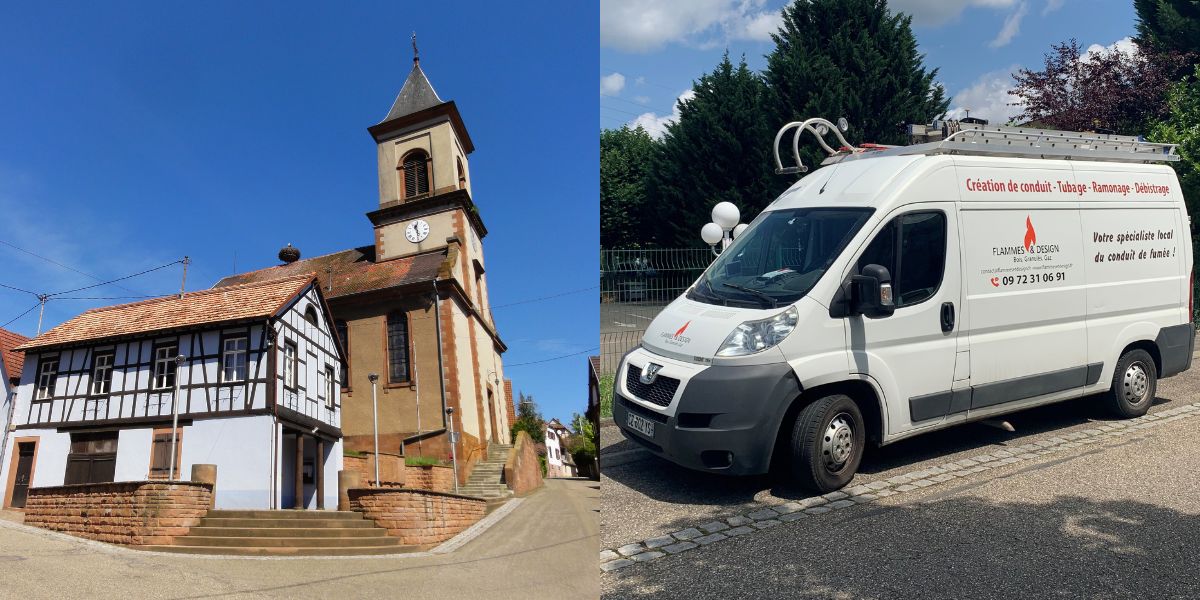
[0,273,344,510]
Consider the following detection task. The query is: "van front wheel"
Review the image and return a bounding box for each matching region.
[789,394,865,493]
[1106,349,1157,418]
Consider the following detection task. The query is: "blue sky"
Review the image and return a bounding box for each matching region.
[601,0,1139,135]
[0,2,597,425]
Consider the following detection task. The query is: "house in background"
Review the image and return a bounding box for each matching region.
[0,274,344,511]
[587,356,600,429]
[215,48,509,485]
[0,327,30,496]
[545,419,576,478]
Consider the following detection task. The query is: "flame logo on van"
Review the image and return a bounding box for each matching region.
[674,321,692,338]
[1023,216,1037,251]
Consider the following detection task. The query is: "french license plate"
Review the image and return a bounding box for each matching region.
[626,412,655,438]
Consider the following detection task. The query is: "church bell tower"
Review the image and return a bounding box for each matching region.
[366,35,484,263]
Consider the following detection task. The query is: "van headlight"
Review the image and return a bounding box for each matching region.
[716,306,799,357]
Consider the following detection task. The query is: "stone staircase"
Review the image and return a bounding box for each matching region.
[140,510,414,556]
[458,443,514,500]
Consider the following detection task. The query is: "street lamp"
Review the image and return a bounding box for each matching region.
[368,373,380,488]
[169,354,187,481]
[702,202,746,256]
[446,407,459,494]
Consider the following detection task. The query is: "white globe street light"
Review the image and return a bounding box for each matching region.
[711,202,740,230]
[700,222,723,246]
[702,202,747,255]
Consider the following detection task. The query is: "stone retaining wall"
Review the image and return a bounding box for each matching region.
[23,481,213,546]
[504,431,544,497]
[348,488,485,546]
[342,452,406,487]
[405,465,455,493]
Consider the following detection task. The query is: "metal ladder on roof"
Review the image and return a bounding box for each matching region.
[773,118,1180,176]
[904,121,1179,163]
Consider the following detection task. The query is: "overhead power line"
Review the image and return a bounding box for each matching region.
[600,104,651,119]
[1,301,41,329]
[0,238,144,295]
[0,282,39,297]
[485,285,598,313]
[48,259,183,297]
[53,294,172,300]
[506,347,599,368]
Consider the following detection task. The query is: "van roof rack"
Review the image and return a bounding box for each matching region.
[899,121,1179,163]
[774,118,1179,175]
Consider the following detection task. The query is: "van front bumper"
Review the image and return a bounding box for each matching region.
[613,350,801,475]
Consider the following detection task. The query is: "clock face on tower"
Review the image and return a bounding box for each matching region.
[405,219,430,243]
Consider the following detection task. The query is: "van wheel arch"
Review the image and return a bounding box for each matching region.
[771,379,885,470]
[1120,340,1161,377]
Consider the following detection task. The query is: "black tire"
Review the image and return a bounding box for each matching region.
[789,394,865,493]
[1105,349,1157,418]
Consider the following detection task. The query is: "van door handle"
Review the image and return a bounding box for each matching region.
[941,302,955,332]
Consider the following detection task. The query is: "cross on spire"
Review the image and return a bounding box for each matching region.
[412,32,419,64]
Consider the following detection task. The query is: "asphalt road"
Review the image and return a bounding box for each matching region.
[601,362,1200,599]
[600,301,670,334]
[0,478,598,600]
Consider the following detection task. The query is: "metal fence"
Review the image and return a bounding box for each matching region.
[599,248,714,375]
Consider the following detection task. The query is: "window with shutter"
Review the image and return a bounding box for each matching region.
[63,431,119,485]
[387,312,411,384]
[148,428,182,479]
[401,151,430,199]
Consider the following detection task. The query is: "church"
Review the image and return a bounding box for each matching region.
[216,46,509,486]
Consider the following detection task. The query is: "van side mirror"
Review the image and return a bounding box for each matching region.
[850,264,895,318]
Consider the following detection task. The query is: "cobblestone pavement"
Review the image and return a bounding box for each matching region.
[601,362,1200,599]
[0,478,597,599]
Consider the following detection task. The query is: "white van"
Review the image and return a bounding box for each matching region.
[615,118,1195,492]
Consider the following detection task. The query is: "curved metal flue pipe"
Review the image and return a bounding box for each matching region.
[773,117,856,175]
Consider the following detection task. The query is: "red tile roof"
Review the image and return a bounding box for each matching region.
[0,327,30,381]
[15,274,316,352]
[214,246,444,300]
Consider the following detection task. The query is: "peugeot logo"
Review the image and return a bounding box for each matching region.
[640,363,663,385]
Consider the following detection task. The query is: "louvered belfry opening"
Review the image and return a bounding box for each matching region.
[402,151,430,199]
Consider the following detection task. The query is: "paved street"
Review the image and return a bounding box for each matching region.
[0,478,598,600]
[600,301,667,334]
[601,361,1200,598]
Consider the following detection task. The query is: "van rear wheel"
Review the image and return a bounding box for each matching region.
[1106,349,1157,418]
[789,394,865,493]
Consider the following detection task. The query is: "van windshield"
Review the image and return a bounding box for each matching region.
[689,207,874,308]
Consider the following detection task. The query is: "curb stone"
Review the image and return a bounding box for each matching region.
[599,401,1200,572]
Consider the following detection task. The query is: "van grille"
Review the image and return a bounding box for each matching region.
[625,365,680,408]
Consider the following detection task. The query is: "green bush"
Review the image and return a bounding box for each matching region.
[405,456,446,467]
[599,373,614,418]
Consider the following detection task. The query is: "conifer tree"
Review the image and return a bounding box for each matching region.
[764,0,949,174]
[600,125,659,248]
[648,53,782,247]
[1135,0,1200,58]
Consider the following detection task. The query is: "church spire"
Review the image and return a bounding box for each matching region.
[380,35,442,123]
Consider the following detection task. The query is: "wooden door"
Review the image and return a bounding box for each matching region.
[10,443,35,508]
[487,388,498,444]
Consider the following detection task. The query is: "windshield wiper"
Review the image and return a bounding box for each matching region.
[721,283,777,308]
[690,278,728,306]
